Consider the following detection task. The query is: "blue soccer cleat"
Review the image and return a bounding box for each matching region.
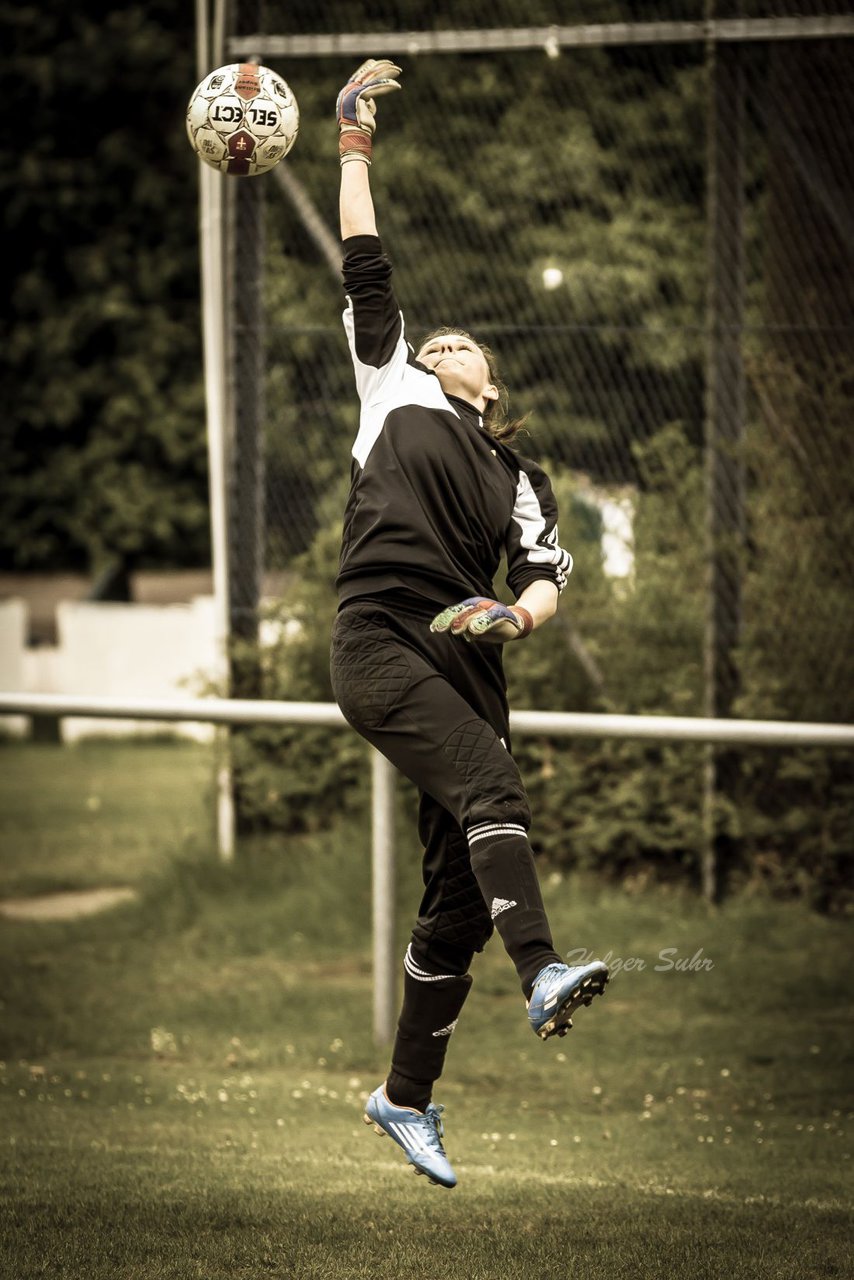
[527,960,609,1040]
[363,1084,457,1188]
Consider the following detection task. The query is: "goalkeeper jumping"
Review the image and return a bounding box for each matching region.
[329,60,609,1189]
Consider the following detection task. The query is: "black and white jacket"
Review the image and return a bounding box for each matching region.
[336,235,573,608]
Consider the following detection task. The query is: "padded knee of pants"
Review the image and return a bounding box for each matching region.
[414,869,494,960]
[441,718,531,830]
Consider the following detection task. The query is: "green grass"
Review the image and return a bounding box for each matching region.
[1,740,852,1278]
[0,739,214,897]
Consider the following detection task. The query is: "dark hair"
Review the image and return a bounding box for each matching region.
[418,326,530,445]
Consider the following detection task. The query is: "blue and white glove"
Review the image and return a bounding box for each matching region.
[430,597,534,644]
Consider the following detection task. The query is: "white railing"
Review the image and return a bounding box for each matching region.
[3,691,853,1044]
[4,692,854,744]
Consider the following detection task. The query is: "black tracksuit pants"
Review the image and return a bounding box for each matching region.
[330,592,562,1104]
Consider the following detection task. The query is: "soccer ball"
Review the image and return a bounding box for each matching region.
[186,63,299,176]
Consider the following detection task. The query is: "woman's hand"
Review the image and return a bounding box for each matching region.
[430,581,559,644]
[337,58,401,166]
[430,598,534,644]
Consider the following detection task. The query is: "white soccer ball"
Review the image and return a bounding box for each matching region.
[186,63,299,176]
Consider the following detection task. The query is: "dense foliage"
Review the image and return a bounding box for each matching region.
[231,429,852,910]
[1,4,207,572]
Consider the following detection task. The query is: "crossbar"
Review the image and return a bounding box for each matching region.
[230,16,854,59]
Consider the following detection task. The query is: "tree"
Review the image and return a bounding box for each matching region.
[1,4,208,573]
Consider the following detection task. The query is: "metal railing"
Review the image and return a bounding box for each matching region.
[4,693,854,743]
[3,691,853,1044]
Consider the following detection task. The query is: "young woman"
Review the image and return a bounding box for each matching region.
[329,60,608,1189]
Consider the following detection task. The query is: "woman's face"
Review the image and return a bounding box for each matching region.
[416,334,498,410]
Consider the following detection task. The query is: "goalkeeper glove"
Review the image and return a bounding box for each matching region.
[337,58,402,165]
[430,597,534,644]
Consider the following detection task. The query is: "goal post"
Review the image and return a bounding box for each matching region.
[196,0,235,860]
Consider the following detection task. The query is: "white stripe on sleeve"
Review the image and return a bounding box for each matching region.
[510,471,573,588]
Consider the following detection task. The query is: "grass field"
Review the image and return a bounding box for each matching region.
[1,739,852,1278]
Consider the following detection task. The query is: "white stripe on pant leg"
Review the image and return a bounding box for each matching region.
[404,946,452,982]
[467,822,527,838]
[404,944,457,983]
[468,820,525,835]
[467,824,527,847]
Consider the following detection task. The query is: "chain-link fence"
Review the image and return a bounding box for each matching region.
[218,3,853,894]
[228,5,852,716]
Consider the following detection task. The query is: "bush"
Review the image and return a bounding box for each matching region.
[230,517,369,833]
[231,424,852,910]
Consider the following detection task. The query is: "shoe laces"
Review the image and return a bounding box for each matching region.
[535,962,566,991]
[421,1102,446,1143]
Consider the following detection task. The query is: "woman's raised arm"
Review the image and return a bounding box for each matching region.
[340,160,377,240]
[336,59,401,240]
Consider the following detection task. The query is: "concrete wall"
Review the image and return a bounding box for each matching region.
[0,599,28,736]
[0,597,218,742]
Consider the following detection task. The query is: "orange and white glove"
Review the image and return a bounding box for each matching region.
[430,597,534,644]
[336,58,401,165]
